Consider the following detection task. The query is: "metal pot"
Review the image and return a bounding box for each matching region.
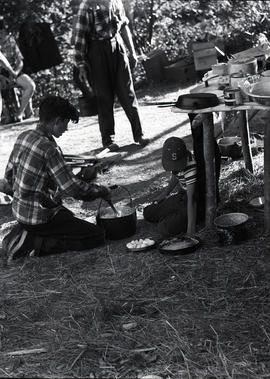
[214,212,249,245]
[228,58,258,75]
[78,96,98,117]
[96,186,137,240]
[217,137,242,159]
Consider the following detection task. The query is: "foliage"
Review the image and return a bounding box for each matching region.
[132,0,270,59]
[2,0,270,105]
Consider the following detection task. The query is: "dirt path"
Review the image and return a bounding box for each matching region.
[0,84,193,198]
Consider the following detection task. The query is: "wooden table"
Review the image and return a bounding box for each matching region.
[172,102,270,232]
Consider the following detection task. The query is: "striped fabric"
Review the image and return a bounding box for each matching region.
[173,159,197,190]
[74,0,128,67]
[4,127,106,225]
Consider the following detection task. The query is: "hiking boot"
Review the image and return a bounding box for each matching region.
[103,143,120,152]
[2,225,29,263]
[137,137,150,147]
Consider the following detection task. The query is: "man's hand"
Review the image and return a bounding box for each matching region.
[78,66,93,92]
[100,185,111,202]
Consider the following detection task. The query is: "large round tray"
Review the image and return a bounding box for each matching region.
[159,236,200,256]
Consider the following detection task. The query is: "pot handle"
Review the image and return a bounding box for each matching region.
[97,185,134,215]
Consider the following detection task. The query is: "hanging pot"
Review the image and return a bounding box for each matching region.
[96,185,137,240]
[78,96,98,117]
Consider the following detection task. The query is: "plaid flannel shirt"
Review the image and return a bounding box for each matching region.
[74,0,128,67]
[4,126,106,225]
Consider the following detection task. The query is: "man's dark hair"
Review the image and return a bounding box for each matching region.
[39,95,79,123]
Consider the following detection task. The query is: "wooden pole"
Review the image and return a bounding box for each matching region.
[201,113,216,228]
[264,123,270,235]
[238,110,253,173]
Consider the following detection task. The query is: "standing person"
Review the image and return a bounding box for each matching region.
[73,0,150,150]
[0,49,17,118]
[2,95,111,263]
[0,18,35,122]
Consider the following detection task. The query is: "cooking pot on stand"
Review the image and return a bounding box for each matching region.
[96,185,137,240]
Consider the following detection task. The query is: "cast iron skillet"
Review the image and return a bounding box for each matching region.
[175,93,219,110]
[158,236,201,256]
[142,93,220,109]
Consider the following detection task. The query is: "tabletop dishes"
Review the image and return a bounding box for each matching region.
[243,80,270,106]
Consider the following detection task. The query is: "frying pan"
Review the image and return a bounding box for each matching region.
[142,93,219,110]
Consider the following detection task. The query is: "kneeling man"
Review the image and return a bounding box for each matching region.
[2,95,111,262]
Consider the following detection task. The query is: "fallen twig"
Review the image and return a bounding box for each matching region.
[4,347,47,356]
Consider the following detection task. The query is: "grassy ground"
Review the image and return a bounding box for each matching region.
[0,81,269,378]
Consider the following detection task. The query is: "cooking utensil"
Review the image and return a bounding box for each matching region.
[228,57,258,75]
[214,212,249,245]
[217,136,242,159]
[176,93,220,110]
[106,199,119,216]
[78,96,98,116]
[158,236,201,256]
[96,185,137,240]
[64,154,98,166]
[242,80,270,105]
[249,196,264,208]
[142,93,221,109]
[214,212,249,229]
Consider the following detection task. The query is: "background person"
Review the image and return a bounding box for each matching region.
[0,49,17,118]
[0,18,35,122]
[73,0,149,150]
[2,95,111,263]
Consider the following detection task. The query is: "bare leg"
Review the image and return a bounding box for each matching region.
[16,74,35,120]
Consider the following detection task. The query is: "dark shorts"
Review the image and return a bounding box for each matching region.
[143,193,188,237]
